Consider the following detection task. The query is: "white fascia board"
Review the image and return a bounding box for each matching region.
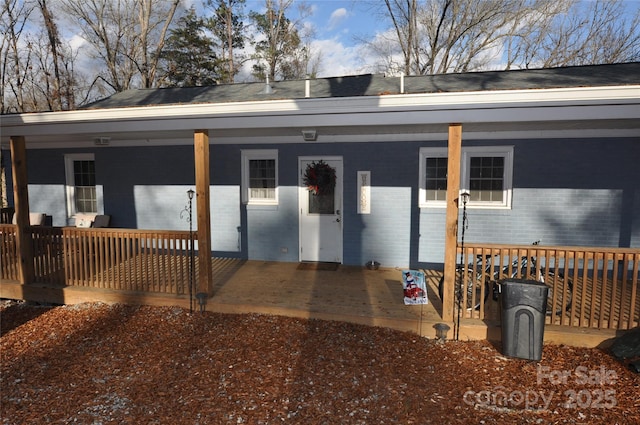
[4,102,637,139]
[2,85,638,137]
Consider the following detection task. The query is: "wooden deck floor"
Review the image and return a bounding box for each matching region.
[2,257,637,347]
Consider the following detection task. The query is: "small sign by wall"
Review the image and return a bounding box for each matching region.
[402,270,428,305]
[357,171,371,214]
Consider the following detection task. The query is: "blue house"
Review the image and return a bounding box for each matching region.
[2,62,639,271]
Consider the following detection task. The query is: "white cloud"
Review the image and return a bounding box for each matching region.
[327,7,349,31]
[312,38,375,77]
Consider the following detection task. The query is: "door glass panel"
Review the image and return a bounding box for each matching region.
[309,188,334,214]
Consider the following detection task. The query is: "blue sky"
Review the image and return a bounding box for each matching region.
[304,0,386,76]
[237,0,387,78]
[243,0,384,47]
[306,0,382,46]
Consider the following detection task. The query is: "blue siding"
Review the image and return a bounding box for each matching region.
[419,138,640,266]
[350,186,412,267]
[10,136,640,268]
[246,188,299,262]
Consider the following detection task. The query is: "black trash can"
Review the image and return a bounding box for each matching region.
[500,279,548,361]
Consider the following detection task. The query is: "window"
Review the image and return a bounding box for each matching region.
[241,150,278,205]
[462,147,513,208]
[65,154,99,216]
[469,156,504,202]
[419,146,513,209]
[419,148,448,207]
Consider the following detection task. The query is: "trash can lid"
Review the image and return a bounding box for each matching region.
[500,278,547,287]
[500,278,549,311]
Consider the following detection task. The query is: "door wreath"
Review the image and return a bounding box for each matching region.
[303,160,336,195]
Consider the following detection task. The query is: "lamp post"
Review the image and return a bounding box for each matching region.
[187,189,195,314]
[455,191,470,340]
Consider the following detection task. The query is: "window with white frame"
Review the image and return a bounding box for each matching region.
[241,150,278,205]
[419,146,513,209]
[64,153,99,215]
[419,147,449,207]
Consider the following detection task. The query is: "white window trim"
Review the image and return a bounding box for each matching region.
[461,146,513,209]
[419,147,448,208]
[241,149,278,205]
[419,146,513,209]
[64,153,103,218]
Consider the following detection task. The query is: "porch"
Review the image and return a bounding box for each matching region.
[1,225,637,347]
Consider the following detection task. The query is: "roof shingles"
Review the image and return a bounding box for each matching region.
[83,62,640,110]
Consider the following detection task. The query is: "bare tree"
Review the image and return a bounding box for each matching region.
[135,0,181,88]
[507,0,640,68]
[383,0,419,75]
[372,0,525,75]
[37,0,63,108]
[418,0,537,74]
[371,0,640,75]
[34,0,80,110]
[1,0,35,113]
[58,0,182,93]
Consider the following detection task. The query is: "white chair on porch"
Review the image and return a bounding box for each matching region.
[12,212,46,226]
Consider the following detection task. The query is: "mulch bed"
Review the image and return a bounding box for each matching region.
[1,300,639,424]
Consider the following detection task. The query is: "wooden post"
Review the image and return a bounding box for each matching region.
[194,130,213,295]
[442,124,462,322]
[10,136,35,284]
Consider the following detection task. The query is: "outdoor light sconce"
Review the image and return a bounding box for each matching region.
[434,323,451,342]
[301,129,317,141]
[195,292,208,313]
[185,189,195,313]
[460,191,470,206]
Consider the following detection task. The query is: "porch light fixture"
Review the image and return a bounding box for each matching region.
[301,129,317,141]
[460,191,470,206]
[455,190,471,341]
[184,189,195,313]
[433,323,450,342]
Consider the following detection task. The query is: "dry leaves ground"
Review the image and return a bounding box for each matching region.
[1,300,639,424]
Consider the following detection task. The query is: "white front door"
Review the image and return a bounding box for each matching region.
[299,157,343,263]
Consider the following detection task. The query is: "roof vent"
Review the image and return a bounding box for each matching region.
[263,75,273,94]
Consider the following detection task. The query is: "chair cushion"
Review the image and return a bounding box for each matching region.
[92,215,111,228]
[11,212,46,225]
[75,214,96,228]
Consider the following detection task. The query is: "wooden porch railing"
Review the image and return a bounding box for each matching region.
[2,225,638,332]
[62,227,193,294]
[0,224,193,295]
[0,224,19,281]
[456,243,639,330]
